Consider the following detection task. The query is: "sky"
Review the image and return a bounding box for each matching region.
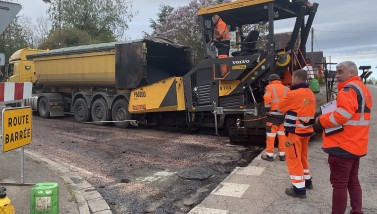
[14,0,377,78]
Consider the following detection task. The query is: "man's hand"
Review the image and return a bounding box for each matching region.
[315,116,320,126]
[313,115,324,131]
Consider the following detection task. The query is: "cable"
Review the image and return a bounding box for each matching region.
[313,34,321,51]
[316,30,377,34]
[242,116,267,122]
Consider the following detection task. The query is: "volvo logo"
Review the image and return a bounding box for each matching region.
[232,60,250,64]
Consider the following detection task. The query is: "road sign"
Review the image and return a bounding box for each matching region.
[0,1,22,34]
[0,53,4,66]
[2,107,32,152]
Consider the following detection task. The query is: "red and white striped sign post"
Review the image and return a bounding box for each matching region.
[1,82,32,184]
[0,82,32,102]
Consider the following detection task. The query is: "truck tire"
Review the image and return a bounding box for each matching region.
[91,98,110,125]
[112,99,131,128]
[38,97,50,118]
[73,98,91,122]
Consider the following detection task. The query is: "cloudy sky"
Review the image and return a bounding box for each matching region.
[16,0,377,78]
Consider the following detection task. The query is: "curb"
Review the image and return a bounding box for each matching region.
[25,150,113,214]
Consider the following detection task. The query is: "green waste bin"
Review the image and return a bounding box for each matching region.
[309,78,320,93]
[30,183,59,214]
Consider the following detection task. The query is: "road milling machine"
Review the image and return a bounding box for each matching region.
[6,0,318,142]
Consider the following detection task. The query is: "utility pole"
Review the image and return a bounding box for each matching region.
[58,0,61,46]
[311,27,314,53]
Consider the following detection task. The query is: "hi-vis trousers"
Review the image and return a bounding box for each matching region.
[285,133,311,189]
[266,122,286,157]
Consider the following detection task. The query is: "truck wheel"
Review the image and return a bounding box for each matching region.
[73,98,90,122]
[112,99,131,128]
[91,98,110,125]
[38,97,50,118]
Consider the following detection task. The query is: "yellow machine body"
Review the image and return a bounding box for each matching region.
[129,77,185,113]
[218,80,240,97]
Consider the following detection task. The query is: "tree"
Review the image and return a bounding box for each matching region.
[39,27,98,49]
[367,76,376,85]
[149,4,174,32]
[0,16,29,81]
[150,0,230,63]
[34,15,52,48]
[46,0,136,42]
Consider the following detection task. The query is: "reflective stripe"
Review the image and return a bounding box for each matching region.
[292,181,305,189]
[264,92,271,96]
[303,169,310,173]
[336,108,353,119]
[265,104,271,107]
[279,151,285,156]
[290,175,304,181]
[270,111,284,116]
[266,132,276,137]
[285,115,314,121]
[284,122,312,128]
[329,113,340,126]
[271,85,279,103]
[342,82,371,127]
[344,120,370,126]
[284,87,289,97]
[266,152,273,156]
[304,175,312,180]
[346,82,365,120]
[277,131,285,135]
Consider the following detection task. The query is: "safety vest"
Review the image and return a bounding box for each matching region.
[214,18,230,41]
[320,77,372,156]
[277,83,316,136]
[264,80,290,116]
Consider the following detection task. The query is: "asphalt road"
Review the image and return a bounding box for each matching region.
[26,115,261,213]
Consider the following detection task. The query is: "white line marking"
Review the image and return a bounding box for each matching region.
[189,207,229,214]
[212,182,250,198]
[233,166,266,176]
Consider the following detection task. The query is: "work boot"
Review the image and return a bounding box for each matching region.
[305,179,313,190]
[285,186,306,199]
[261,154,274,162]
[279,155,286,161]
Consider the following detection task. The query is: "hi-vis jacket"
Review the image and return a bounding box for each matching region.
[319,76,372,156]
[214,18,230,42]
[278,83,316,136]
[264,80,290,117]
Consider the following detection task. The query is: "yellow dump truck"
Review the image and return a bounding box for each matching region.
[7,38,192,128]
[7,0,319,140]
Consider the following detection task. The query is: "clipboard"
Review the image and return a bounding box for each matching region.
[320,100,344,136]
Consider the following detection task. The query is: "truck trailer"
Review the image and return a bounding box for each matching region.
[6,0,318,141]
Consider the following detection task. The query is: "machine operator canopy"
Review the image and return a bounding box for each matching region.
[198,0,313,27]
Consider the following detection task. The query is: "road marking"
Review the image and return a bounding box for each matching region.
[233,166,266,176]
[212,182,250,198]
[189,207,229,214]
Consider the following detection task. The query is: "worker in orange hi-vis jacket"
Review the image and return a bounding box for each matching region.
[261,74,290,162]
[277,69,316,199]
[316,61,372,214]
[212,14,230,57]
